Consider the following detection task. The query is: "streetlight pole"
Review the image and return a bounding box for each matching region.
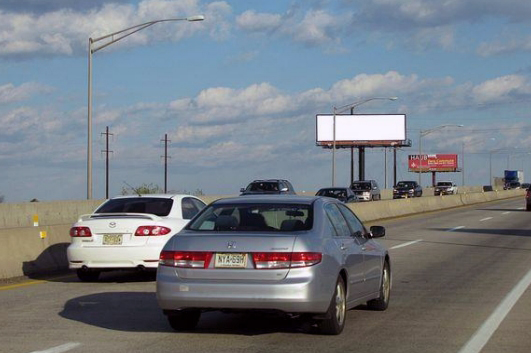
[462,137,495,186]
[86,15,204,199]
[418,124,464,187]
[331,97,398,186]
[489,147,511,186]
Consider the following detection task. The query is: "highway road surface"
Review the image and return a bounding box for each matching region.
[1,197,530,353]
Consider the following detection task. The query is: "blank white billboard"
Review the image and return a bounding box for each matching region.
[316,114,406,145]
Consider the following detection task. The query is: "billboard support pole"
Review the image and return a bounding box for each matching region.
[329,97,399,186]
[350,147,355,186]
[384,147,387,188]
[418,130,422,186]
[359,147,365,181]
[393,147,397,187]
[418,124,464,187]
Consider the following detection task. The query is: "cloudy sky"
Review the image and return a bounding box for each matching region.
[2,0,531,202]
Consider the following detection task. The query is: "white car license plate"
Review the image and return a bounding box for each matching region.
[102,234,123,245]
[215,253,247,268]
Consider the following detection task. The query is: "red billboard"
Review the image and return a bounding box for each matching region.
[408,154,458,172]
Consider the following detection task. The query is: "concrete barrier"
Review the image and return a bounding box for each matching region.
[0,189,524,280]
[348,189,524,223]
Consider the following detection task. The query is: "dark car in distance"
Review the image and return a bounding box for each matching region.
[393,181,422,199]
[316,187,359,203]
[240,179,296,196]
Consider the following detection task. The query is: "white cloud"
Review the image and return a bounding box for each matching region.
[472,75,531,104]
[344,0,531,52]
[286,9,344,46]
[170,124,235,143]
[404,26,455,51]
[170,83,291,124]
[167,71,510,127]
[477,36,531,57]
[353,0,531,28]
[235,8,349,50]
[5,107,68,136]
[4,71,531,186]
[236,10,282,32]
[0,0,230,58]
[0,82,53,104]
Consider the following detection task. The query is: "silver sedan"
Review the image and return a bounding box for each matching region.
[156,195,391,335]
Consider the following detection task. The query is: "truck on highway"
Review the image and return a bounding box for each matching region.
[504,170,524,182]
[503,170,524,189]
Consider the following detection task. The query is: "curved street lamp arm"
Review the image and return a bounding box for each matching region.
[420,124,464,137]
[92,22,157,53]
[334,96,398,114]
[91,16,204,53]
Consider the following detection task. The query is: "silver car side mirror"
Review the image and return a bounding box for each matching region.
[370,225,385,238]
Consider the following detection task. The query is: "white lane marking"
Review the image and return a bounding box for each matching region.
[447,226,465,232]
[390,239,422,249]
[480,217,493,222]
[30,342,81,353]
[502,211,511,215]
[458,268,531,353]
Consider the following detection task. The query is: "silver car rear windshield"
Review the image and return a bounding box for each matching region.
[187,203,312,232]
[95,198,173,216]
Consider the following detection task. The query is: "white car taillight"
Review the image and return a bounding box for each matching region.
[135,226,171,236]
[70,226,92,237]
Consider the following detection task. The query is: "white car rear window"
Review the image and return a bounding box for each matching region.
[96,198,173,216]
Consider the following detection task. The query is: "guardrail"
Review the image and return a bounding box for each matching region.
[0,189,524,280]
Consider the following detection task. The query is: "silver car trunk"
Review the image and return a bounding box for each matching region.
[173,232,298,281]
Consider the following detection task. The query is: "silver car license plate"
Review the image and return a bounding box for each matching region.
[215,253,247,268]
[102,234,123,245]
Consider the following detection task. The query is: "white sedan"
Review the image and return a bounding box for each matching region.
[67,194,206,281]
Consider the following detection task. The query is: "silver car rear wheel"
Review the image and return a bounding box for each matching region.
[167,309,201,331]
[367,261,390,311]
[318,276,346,335]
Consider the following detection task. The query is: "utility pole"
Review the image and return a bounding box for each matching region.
[161,134,171,193]
[101,126,113,199]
